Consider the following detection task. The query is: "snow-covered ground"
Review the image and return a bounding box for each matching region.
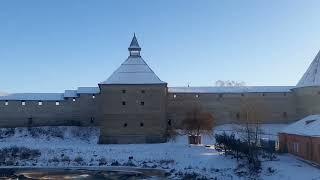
[0,125,319,179]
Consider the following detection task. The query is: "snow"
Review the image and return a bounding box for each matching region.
[169,86,293,93]
[0,87,100,101]
[100,56,166,85]
[0,85,293,101]
[0,125,319,179]
[281,115,320,137]
[297,50,320,87]
[64,90,78,98]
[76,87,100,94]
[0,93,64,101]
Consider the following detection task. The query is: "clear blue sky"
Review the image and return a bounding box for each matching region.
[1,0,320,93]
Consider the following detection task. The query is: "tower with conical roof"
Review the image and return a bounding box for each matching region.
[98,34,168,144]
[293,49,320,118]
[100,34,166,85]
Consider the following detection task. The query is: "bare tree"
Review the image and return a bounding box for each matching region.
[236,93,268,172]
[182,106,215,144]
[215,80,246,87]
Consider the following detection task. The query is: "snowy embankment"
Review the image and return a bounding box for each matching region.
[0,125,318,179]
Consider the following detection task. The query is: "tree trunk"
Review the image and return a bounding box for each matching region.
[188,135,201,144]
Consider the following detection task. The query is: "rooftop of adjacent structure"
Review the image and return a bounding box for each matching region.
[169,86,294,93]
[0,86,295,101]
[0,87,100,101]
[281,114,320,137]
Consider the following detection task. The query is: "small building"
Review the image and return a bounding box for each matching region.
[279,115,320,165]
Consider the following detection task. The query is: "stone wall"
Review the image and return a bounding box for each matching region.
[167,91,297,127]
[97,84,168,144]
[0,94,97,128]
[0,85,319,144]
[292,86,320,119]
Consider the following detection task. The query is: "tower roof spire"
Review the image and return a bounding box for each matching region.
[128,33,141,53]
[297,50,320,87]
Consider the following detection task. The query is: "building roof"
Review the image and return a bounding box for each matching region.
[0,87,101,101]
[0,92,8,96]
[0,93,64,101]
[280,115,320,137]
[100,35,166,85]
[64,90,78,98]
[77,87,100,94]
[128,33,141,51]
[297,50,320,87]
[168,86,294,93]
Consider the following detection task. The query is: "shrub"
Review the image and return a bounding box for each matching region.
[215,133,262,173]
[61,156,71,162]
[98,157,107,166]
[49,157,60,163]
[28,127,63,139]
[70,127,92,141]
[159,159,175,165]
[74,156,84,163]
[110,160,120,166]
[0,128,15,139]
[0,146,41,165]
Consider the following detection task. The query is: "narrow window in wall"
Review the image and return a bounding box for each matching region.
[56,101,60,106]
[92,94,95,99]
[28,117,33,125]
[141,90,145,94]
[173,94,177,98]
[123,123,127,127]
[236,112,240,120]
[122,101,126,106]
[38,101,43,106]
[5,100,8,106]
[90,117,94,124]
[168,119,172,126]
[73,98,76,102]
[283,112,288,118]
[122,90,126,94]
[140,101,144,106]
[21,101,26,106]
[140,122,144,127]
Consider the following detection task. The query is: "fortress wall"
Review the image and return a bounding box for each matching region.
[292,86,320,119]
[98,84,167,144]
[71,94,98,126]
[167,92,297,127]
[0,95,98,127]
